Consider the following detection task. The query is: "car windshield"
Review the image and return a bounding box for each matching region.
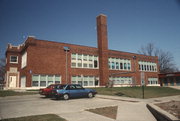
[54,85,66,89]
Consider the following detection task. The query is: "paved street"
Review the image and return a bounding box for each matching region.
[1,94,179,121]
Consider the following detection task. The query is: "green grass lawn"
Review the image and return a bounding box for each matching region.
[93,86,180,99]
[1,114,66,121]
[0,90,38,97]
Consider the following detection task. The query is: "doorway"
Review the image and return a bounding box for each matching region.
[21,76,26,88]
[9,76,17,88]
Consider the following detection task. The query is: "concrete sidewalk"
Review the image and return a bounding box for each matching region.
[60,95,161,121]
[96,94,180,103]
[59,101,157,121]
[168,86,180,90]
[1,94,179,121]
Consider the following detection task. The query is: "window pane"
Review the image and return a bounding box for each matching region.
[10,56,18,63]
[71,76,76,81]
[83,63,88,68]
[112,62,115,69]
[71,63,76,67]
[142,65,144,70]
[150,65,152,71]
[89,81,93,86]
[147,65,149,71]
[83,55,88,61]
[89,56,93,61]
[32,75,39,81]
[116,62,119,69]
[94,60,98,68]
[40,75,46,81]
[48,75,53,81]
[144,65,146,71]
[55,81,60,84]
[84,81,88,86]
[78,81,82,85]
[152,66,154,71]
[84,76,88,81]
[120,63,123,69]
[128,63,131,70]
[71,54,76,60]
[89,76,94,81]
[55,75,60,81]
[89,64,93,68]
[94,56,98,60]
[78,54,82,60]
[32,81,38,87]
[124,63,127,69]
[40,81,46,86]
[78,63,82,67]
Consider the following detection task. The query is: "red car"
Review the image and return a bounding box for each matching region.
[39,84,60,97]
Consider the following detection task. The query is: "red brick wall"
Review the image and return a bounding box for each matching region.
[97,14,109,86]
[19,38,99,87]
[6,37,159,87]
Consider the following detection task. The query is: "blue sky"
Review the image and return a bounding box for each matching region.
[0,0,180,69]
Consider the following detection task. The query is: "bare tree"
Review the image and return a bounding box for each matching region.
[0,58,6,84]
[138,43,179,73]
[138,43,155,56]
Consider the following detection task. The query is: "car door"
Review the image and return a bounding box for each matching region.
[75,85,87,97]
[68,85,79,98]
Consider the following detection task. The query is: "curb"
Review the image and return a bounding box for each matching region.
[147,103,179,121]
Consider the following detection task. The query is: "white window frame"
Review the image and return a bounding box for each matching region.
[32,74,61,87]
[138,61,157,72]
[109,57,131,71]
[71,53,99,69]
[10,55,18,64]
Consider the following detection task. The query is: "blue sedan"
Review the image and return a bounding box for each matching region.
[51,84,97,100]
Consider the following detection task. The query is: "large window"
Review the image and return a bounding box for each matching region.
[148,78,158,85]
[47,75,54,85]
[71,53,99,69]
[138,61,157,72]
[10,56,18,63]
[21,52,27,68]
[32,75,61,87]
[71,75,98,87]
[40,75,46,86]
[109,77,132,85]
[108,58,131,71]
[32,75,39,87]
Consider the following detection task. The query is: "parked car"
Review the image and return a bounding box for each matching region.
[51,84,97,100]
[39,84,61,97]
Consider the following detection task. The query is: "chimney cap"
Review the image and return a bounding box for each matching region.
[97,14,107,17]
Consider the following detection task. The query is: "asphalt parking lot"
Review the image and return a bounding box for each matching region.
[0,94,157,121]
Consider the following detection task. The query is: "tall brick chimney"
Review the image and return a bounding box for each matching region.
[97,14,109,86]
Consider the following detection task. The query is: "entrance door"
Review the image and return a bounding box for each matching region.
[9,76,16,88]
[21,76,26,88]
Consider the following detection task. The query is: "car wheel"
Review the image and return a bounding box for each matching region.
[88,92,93,98]
[63,94,69,100]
